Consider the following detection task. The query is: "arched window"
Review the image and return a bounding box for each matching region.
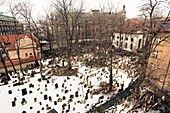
[117,41,119,46]
[130,43,133,50]
[125,43,128,48]
[138,39,141,49]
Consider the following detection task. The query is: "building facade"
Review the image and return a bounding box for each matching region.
[0,34,41,73]
[0,14,24,35]
[113,31,144,52]
[147,19,170,91]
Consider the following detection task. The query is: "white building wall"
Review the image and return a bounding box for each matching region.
[113,32,145,52]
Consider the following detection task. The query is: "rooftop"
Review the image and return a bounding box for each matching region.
[0,14,16,21]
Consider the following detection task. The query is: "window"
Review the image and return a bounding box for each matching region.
[117,41,119,46]
[25,53,28,57]
[153,50,158,58]
[126,37,128,40]
[117,36,119,39]
[130,43,133,50]
[156,37,161,44]
[112,35,115,40]
[121,37,123,40]
[131,38,134,42]
[138,39,141,49]
[120,42,123,47]
[30,53,32,56]
[151,62,155,70]
[125,43,128,48]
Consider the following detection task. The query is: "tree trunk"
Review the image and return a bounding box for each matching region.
[30,33,39,67]
[0,53,10,80]
[0,42,17,73]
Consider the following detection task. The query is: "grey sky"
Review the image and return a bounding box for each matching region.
[1,0,142,19]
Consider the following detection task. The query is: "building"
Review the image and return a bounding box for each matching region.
[112,19,145,52]
[147,19,170,91]
[0,34,41,73]
[0,14,24,35]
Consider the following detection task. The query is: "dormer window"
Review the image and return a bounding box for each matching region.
[156,37,161,44]
[153,50,158,58]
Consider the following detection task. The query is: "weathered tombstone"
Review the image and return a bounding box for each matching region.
[30,106,33,110]
[62,83,64,88]
[34,98,37,102]
[84,84,87,88]
[87,89,90,93]
[75,91,78,97]
[62,96,66,100]
[14,97,17,101]
[8,90,12,94]
[29,90,33,94]
[54,101,57,105]
[47,108,58,113]
[44,94,48,100]
[47,80,50,84]
[12,101,16,107]
[70,94,74,99]
[99,95,104,99]
[38,78,41,82]
[49,96,52,102]
[85,93,88,100]
[55,83,58,89]
[22,88,27,96]
[68,104,70,109]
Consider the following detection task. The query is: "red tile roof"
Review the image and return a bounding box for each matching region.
[0,34,40,50]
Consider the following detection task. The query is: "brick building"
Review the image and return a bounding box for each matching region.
[0,14,24,35]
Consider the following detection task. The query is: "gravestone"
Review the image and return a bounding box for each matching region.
[8,90,12,94]
[55,83,58,88]
[85,93,88,100]
[49,96,52,101]
[75,91,78,97]
[47,108,58,113]
[30,106,33,110]
[12,101,16,107]
[54,101,57,105]
[22,88,27,96]
[44,94,48,100]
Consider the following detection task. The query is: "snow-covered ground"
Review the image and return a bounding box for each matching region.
[0,55,137,113]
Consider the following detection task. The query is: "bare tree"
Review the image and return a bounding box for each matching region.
[18,1,40,67]
[0,0,5,5]
[8,1,25,75]
[52,0,85,70]
[136,0,169,85]
[0,37,17,73]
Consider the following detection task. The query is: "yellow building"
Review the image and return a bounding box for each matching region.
[147,19,170,91]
